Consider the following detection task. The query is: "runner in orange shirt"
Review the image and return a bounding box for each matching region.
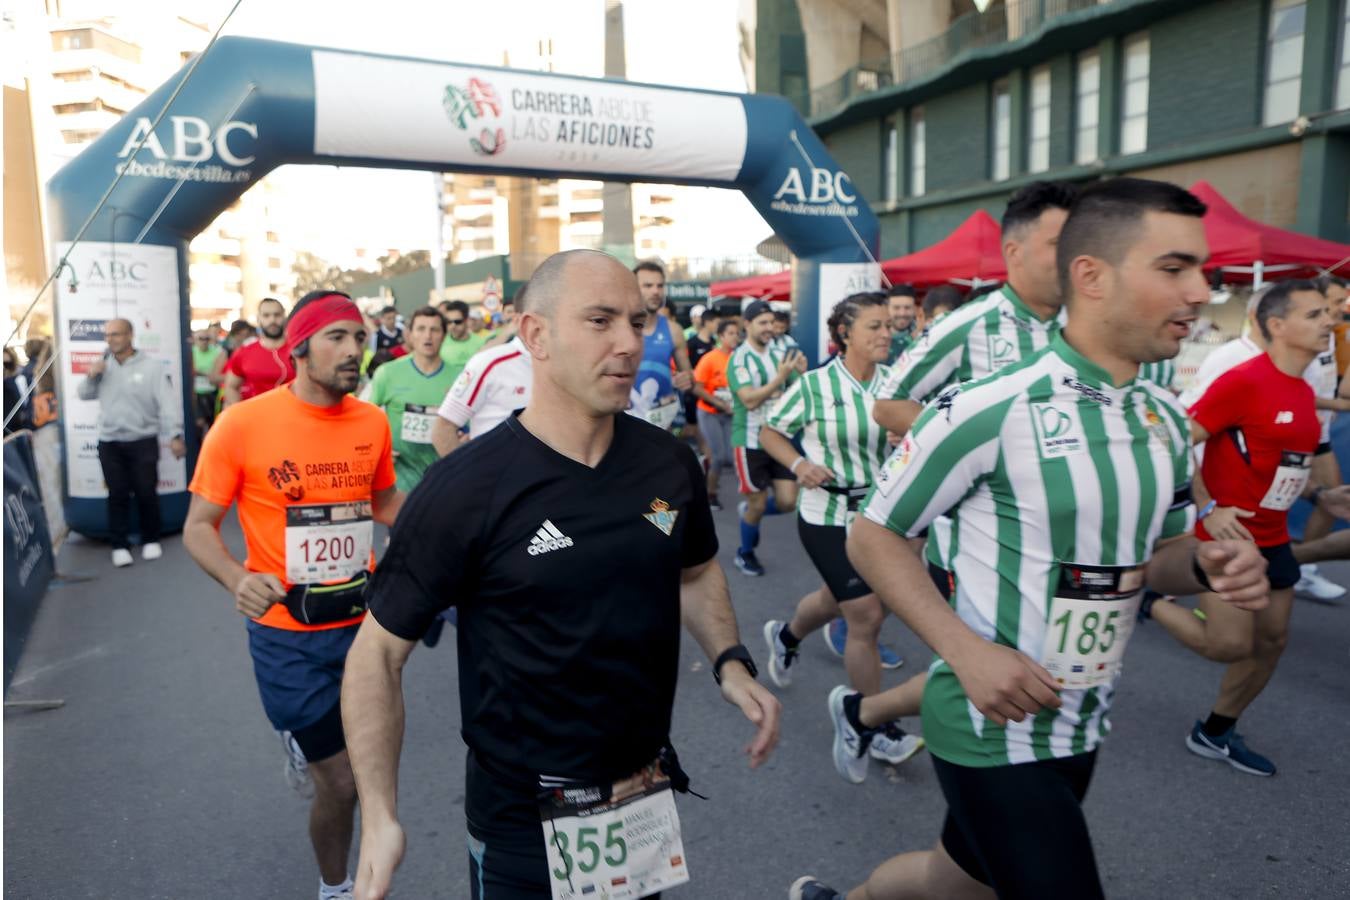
[183,290,402,900]
[693,317,742,510]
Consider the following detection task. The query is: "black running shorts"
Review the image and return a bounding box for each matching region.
[797,518,871,601]
[933,751,1103,900]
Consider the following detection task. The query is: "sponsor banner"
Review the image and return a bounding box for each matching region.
[4,432,56,691]
[54,242,187,498]
[768,165,862,218]
[311,51,748,182]
[113,115,257,185]
[816,262,882,360]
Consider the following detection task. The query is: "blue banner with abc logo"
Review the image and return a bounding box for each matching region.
[4,431,56,692]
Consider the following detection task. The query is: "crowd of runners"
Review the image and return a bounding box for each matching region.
[120,174,1350,900]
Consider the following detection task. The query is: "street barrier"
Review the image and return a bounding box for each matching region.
[4,430,57,692]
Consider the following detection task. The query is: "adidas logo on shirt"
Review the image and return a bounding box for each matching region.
[527,520,574,556]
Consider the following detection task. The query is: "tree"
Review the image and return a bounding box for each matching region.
[291,252,359,297]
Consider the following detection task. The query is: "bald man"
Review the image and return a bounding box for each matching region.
[78,317,185,567]
[343,249,781,900]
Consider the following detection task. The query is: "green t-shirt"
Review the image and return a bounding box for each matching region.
[366,355,458,492]
[439,332,490,381]
[192,344,223,394]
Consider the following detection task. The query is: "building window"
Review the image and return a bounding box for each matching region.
[1075,49,1101,164]
[1264,0,1306,124]
[1120,33,1150,155]
[1339,1,1350,109]
[1027,65,1051,173]
[991,79,1011,181]
[909,106,926,196]
[882,116,899,204]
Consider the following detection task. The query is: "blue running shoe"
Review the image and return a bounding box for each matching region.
[1185,721,1276,776]
[878,642,904,669]
[824,618,846,656]
[735,551,765,577]
[790,877,844,900]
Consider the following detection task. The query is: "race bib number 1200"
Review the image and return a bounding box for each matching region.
[284,501,373,584]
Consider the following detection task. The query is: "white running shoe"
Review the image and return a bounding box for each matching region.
[281,730,315,799]
[1295,564,1345,601]
[762,620,797,688]
[869,723,926,765]
[827,686,871,784]
[111,548,133,567]
[141,542,163,561]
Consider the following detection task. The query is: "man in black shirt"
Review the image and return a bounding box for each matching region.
[343,249,780,900]
[371,306,404,353]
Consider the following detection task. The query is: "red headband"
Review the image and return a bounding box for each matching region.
[285,294,364,357]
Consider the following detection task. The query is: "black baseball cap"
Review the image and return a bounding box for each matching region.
[744,299,774,321]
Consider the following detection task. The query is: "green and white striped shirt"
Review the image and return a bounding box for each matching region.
[727,341,789,449]
[879,285,1065,405]
[763,358,893,527]
[1137,359,1176,392]
[863,334,1195,767]
[882,285,1064,571]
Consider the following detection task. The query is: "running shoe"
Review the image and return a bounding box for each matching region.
[827,685,872,784]
[762,620,798,688]
[1295,564,1346,601]
[281,730,315,798]
[824,618,846,657]
[735,551,765,577]
[789,877,844,900]
[708,495,723,512]
[869,722,925,764]
[1185,721,1276,776]
[878,642,904,669]
[141,541,163,561]
[111,548,133,568]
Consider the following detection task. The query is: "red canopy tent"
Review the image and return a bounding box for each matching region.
[881,209,1007,288]
[709,270,791,302]
[1190,180,1350,283]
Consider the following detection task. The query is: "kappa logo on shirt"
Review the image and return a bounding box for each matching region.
[1274,411,1294,424]
[527,519,574,556]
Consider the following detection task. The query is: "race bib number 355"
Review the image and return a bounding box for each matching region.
[541,782,689,900]
[284,501,373,584]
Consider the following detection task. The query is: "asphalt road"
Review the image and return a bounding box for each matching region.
[5,502,1350,899]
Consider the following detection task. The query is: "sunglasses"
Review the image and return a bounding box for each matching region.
[446,318,465,325]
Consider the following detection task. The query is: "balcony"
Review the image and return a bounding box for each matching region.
[809,0,1116,119]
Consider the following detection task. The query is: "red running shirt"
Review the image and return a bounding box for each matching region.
[1189,353,1320,547]
[226,339,295,401]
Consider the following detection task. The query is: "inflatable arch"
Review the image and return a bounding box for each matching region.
[47,37,879,538]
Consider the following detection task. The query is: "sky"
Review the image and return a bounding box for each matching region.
[187,0,772,265]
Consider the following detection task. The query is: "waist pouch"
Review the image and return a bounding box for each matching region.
[821,484,871,511]
[283,571,370,625]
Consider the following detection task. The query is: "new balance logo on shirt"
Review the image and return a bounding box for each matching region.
[1274,411,1294,424]
[527,519,574,556]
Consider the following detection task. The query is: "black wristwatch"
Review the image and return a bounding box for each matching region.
[713,644,758,685]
